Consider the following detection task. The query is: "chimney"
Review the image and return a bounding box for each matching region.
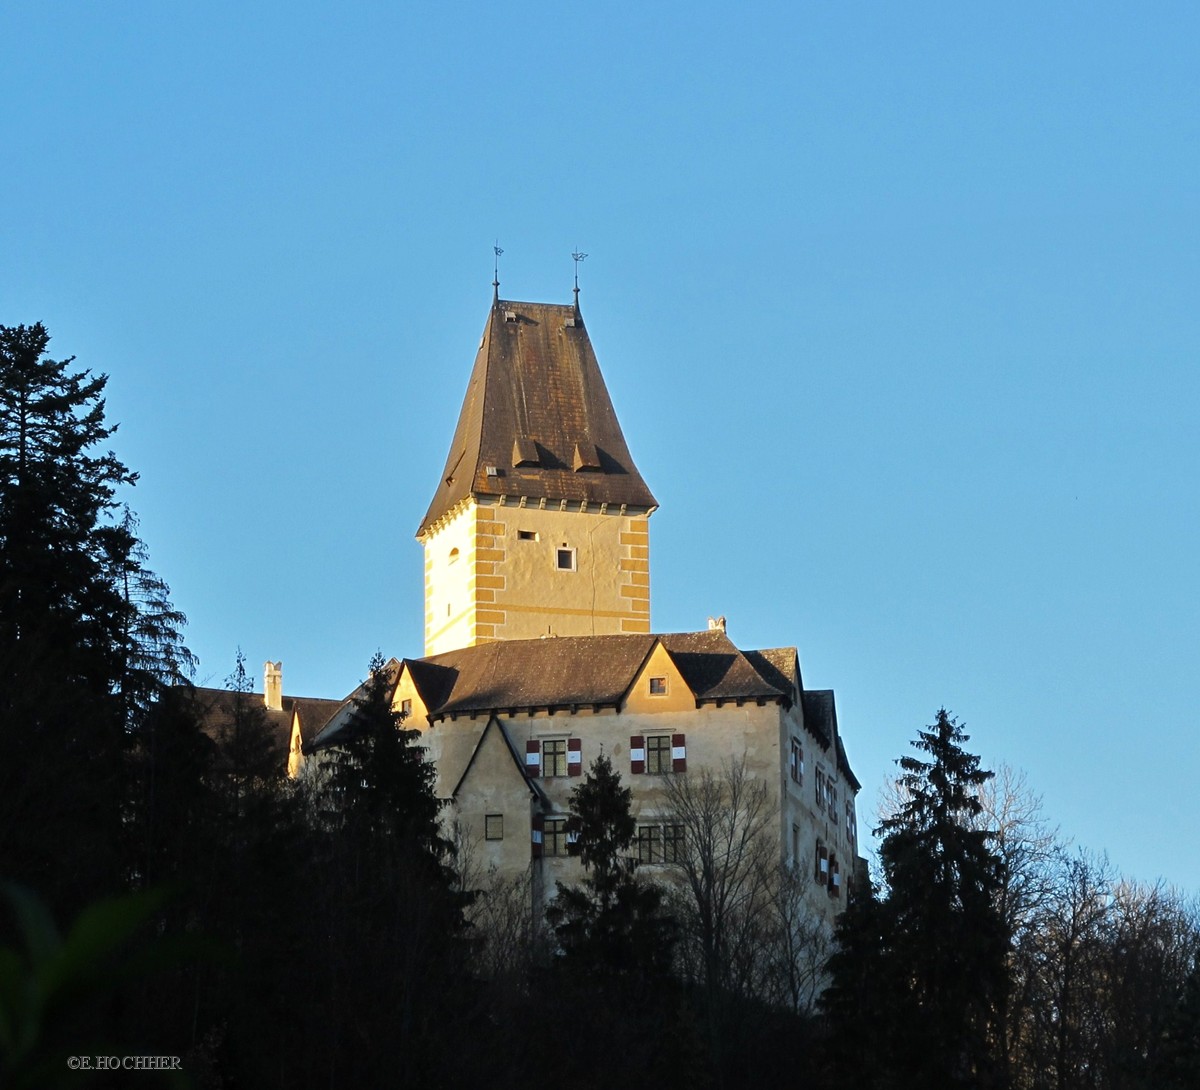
[707,616,727,634]
[264,661,283,711]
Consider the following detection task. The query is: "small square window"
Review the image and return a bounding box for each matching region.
[400,698,412,717]
[649,676,668,696]
[556,547,576,571]
[485,814,504,840]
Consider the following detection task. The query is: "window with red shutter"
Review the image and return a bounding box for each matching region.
[630,735,645,774]
[567,737,582,776]
[671,733,687,773]
[525,740,540,777]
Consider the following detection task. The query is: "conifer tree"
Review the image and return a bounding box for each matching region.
[824,710,1009,1089]
[547,752,676,977]
[0,323,190,908]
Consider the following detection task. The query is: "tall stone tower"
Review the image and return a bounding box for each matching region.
[417,294,657,656]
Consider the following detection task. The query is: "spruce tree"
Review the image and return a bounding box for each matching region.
[823,710,1009,1089]
[0,322,190,908]
[547,752,675,979]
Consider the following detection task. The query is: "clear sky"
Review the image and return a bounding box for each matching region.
[3,2,1197,891]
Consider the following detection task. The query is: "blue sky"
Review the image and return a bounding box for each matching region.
[3,2,1197,890]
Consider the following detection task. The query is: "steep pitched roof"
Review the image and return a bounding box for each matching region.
[415,631,788,717]
[307,658,402,751]
[450,715,547,805]
[418,298,657,536]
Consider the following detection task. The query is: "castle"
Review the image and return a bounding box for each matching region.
[196,285,863,922]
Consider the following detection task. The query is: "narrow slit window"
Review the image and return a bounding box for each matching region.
[518,530,538,541]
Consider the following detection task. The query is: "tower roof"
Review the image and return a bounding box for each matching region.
[418,298,657,537]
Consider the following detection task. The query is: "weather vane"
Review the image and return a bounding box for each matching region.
[493,242,503,293]
[572,248,588,304]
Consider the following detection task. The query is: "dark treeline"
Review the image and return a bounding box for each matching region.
[2,324,1199,1089]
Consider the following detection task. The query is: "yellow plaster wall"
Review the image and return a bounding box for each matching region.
[446,698,857,925]
[392,667,432,730]
[452,722,535,876]
[422,503,482,656]
[422,499,653,656]
[623,642,696,713]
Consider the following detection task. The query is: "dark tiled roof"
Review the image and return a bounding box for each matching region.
[417,631,787,717]
[801,689,835,749]
[191,686,299,756]
[837,737,861,792]
[418,298,657,536]
[191,687,344,750]
[289,696,346,746]
[743,648,798,701]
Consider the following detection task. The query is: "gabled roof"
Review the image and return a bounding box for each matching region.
[418,298,657,536]
[450,715,547,805]
[415,631,788,717]
[308,658,402,751]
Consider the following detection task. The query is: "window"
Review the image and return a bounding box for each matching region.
[649,675,668,696]
[400,698,412,718]
[846,801,857,843]
[815,767,826,811]
[789,738,804,785]
[645,735,672,775]
[829,784,838,823]
[637,824,663,864]
[637,823,685,864]
[815,841,829,884]
[544,817,569,857]
[556,546,576,571]
[542,738,568,778]
[485,814,504,840]
[792,823,801,863]
[518,529,537,541]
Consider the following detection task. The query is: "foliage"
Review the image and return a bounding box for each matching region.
[825,709,1009,1088]
[0,883,197,1089]
[0,322,192,912]
[547,753,676,979]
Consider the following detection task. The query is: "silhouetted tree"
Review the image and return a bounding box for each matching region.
[0,322,190,912]
[825,709,1008,1089]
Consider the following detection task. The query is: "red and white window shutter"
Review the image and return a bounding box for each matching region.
[817,843,829,882]
[671,733,687,773]
[567,737,582,776]
[630,735,645,775]
[525,740,540,777]
[531,813,544,859]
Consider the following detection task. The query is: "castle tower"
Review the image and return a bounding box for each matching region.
[417,295,657,656]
